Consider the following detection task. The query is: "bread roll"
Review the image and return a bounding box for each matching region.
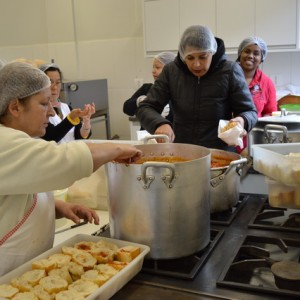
[221,121,238,133]
[0,283,19,298]
[68,279,98,297]
[11,277,33,292]
[32,258,56,272]
[31,285,53,300]
[81,270,109,286]
[116,246,140,262]
[20,269,46,286]
[48,254,71,268]
[72,252,97,270]
[90,247,115,264]
[66,262,85,281]
[11,291,38,300]
[39,276,68,294]
[48,267,73,284]
[94,264,118,278]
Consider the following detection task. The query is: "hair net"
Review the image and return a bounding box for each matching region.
[39,63,61,73]
[154,52,176,65]
[179,25,217,60]
[0,61,51,116]
[0,59,6,70]
[237,37,268,62]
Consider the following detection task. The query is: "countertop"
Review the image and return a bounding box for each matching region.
[54,210,109,246]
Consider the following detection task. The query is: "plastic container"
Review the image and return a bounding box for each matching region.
[252,143,300,186]
[0,234,150,300]
[266,177,300,209]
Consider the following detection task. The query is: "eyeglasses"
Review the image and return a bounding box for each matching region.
[50,81,62,87]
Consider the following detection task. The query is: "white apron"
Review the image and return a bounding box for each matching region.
[0,192,55,276]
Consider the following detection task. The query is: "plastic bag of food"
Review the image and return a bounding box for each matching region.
[218,119,244,148]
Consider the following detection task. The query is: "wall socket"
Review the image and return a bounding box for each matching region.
[134,78,144,89]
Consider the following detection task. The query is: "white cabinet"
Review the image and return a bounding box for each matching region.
[143,0,299,55]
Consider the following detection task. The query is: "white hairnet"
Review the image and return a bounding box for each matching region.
[0,59,6,70]
[154,52,176,65]
[179,25,217,60]
[0,61,51,116]
[39,63,60,73]
[237,37,268,62]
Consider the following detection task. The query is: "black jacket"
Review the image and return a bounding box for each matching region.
[137,38,257,150]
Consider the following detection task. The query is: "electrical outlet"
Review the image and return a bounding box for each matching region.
[134,78,144,89]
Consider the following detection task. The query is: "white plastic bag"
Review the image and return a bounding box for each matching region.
[66,166,108,210]
[218,119,244,148]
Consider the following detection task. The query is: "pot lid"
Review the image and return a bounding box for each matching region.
[258,114,300,123]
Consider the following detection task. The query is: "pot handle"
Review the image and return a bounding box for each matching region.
[143,134,170,144]
[264,124,289,143]
[210,158,247,187]
[138,161,176,189]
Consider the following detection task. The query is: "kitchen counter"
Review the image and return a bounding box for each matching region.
[54,210,109,246]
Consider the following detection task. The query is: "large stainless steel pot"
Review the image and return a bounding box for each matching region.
[105,141,211,259]
[248,114,300,156]
[210,149,247,213]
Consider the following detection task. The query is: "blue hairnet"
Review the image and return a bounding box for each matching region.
[154,52,176,65]
[237,37,268,62]
[0,61,51,116]
[179,25,217,60]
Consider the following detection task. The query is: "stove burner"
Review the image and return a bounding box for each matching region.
[141,229,224,280]
[210,194,248,226]
[249,198,300,233]
[217,234,300,298]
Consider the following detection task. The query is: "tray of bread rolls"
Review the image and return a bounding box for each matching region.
[0,234,150,300]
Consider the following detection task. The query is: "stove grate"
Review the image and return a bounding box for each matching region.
[141,229,224,280]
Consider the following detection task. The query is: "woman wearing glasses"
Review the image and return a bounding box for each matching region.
[39,63,95,143]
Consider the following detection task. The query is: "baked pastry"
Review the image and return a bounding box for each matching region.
[61,246,82,256]
[39,276,68,294]
[116,246,140,262]
[66,262,85,281]
[96,240,119,252]
[20,269,46,286]
[48,253,71,268]
[48,266,73,284]
[74,241,95,252]
[0,283,19,298]
[68,278,98,297]
[221,121,238,133]
[108,260,128,270]
[32,258,56,273]
[94,263,119,278]
[81,269,109,286]
[72,251,97,270]
[31,285,53,300]
[11,277,34,292]
[90,246,115,264]
[11,291,38,300]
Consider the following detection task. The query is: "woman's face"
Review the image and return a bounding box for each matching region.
[239,44,262,72]
[183,48,213,77]
[152,58,164,81]
[46,70,62,104]
[16,88,54,137]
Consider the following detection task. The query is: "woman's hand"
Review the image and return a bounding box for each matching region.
[55,200,100,225]
[154,124,175,143]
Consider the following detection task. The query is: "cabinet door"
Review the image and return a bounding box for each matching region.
[255,0,297,48]
[143,0,180,53]
[179,0,216,36]
[216,0,255,50]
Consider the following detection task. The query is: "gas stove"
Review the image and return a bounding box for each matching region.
[96,193,300,299]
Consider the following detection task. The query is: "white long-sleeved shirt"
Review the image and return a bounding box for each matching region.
[0,125,93,238]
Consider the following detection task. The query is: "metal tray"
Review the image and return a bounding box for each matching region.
[0,234,150,300]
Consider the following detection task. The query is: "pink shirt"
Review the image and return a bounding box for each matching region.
[248,69,277,117]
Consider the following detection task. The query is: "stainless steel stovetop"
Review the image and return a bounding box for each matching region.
[97,193,300,300]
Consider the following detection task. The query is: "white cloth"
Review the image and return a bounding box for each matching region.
[0,125,93,274]
[0,192,55,276]
[49,102,75,144]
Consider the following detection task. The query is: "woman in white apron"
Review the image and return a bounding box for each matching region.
[0,61,142,275]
